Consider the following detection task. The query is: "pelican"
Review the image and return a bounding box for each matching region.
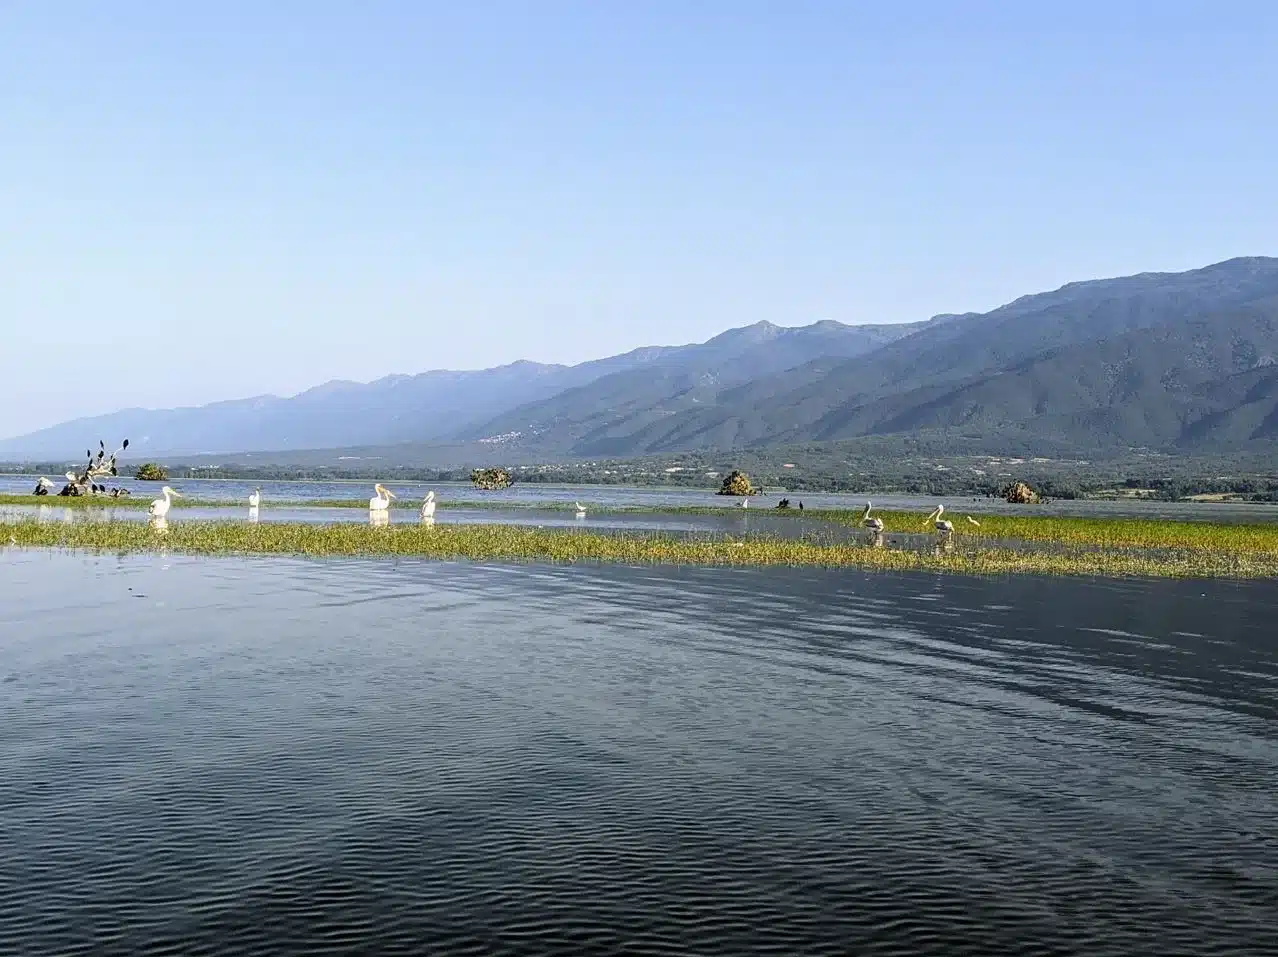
[924,504,954,534]
[248,488,261,509]
[574,501,586,518]
[420,490,437,520]
[369,484,395,511]
[861,501,884,532]
[149,486,181,518]
[738,498,749,509]
[33,477,54,496]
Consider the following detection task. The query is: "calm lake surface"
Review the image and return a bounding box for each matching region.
[4,474,1278,523]
[1,551,1275,956]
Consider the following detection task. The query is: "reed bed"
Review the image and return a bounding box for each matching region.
[4,519,1276,579]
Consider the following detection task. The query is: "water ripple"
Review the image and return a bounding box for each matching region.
[0,552,1275,955]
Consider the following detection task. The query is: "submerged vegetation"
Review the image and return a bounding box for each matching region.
[3,517,1277,579]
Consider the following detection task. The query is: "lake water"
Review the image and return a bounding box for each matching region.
[4,474,1278,523]
[0,502,865,542]
[1,550,1274,955]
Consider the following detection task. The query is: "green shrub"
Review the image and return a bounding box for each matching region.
[716,470,756,496]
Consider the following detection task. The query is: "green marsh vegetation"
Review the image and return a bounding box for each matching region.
[817,508,1278,556]
[3,517,1277,579]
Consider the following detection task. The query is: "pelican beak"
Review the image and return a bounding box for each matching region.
[172,490,183,497]
[385,489,396,499]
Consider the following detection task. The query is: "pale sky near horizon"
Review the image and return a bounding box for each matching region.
[2,1,1276,438]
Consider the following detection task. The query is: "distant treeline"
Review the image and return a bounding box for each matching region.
[6,455,1277,502]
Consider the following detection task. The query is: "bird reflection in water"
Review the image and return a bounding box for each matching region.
[370,510,390,527]
[869,531,885,548]
[150,516,169,534]
[248,506,260,524]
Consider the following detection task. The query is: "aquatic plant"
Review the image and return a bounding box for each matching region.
[4,518,1277,579]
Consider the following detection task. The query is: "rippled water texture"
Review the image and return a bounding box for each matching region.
[1,552,1275,956]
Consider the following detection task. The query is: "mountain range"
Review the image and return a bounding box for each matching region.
[5,256,1278,463]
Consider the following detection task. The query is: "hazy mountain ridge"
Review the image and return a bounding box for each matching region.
[5,257,1278,463]
[469,257,1278,456]
[0,319,903,460]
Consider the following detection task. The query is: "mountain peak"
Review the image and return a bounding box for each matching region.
[6,256,1278,462]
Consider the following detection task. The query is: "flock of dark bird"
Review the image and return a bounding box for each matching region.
[32,438,131,497]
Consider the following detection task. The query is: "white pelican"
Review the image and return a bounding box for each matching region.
[369,484,395,512]
[420,490,437,520]
[149,486,181,518]
[861,501,884,532]
[574,501,586,518]
[248,488,261,509]
[924,504,954,534]
[738,498,749,509]
[33,477,55,495]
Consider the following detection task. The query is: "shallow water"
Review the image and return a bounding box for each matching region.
[1,552,1274,956]
[4,474,1277,523]
[0,502,863,542]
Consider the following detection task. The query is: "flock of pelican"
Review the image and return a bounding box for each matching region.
[856,501,980,544]
[131,485,979,544]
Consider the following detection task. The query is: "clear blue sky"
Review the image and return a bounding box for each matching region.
[2,1,1275,438]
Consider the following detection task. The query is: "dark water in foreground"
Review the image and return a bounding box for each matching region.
[1,552,1275,956]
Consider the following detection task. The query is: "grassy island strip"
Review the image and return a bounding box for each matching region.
[4,494,1278,553]
[4,519,1278,579]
